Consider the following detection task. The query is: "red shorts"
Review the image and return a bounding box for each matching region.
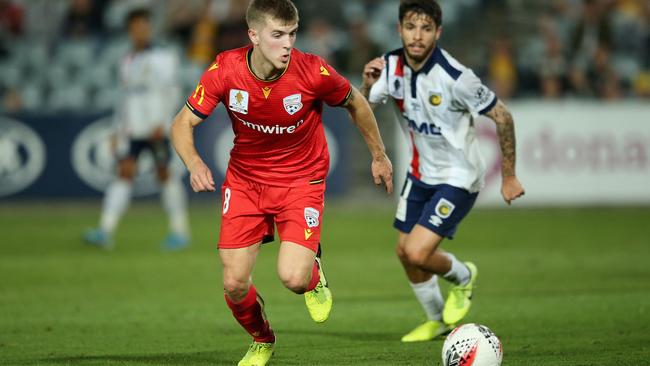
[218,172,325,252]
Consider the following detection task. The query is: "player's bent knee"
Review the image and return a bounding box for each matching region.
[222,278,250,301]
[280,274,309,294]
[404,247,430,268]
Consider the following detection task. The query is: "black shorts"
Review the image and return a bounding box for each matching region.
[119,138,171,167]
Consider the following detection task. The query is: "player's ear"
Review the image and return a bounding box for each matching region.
[435,25,443,42]
[248,28,259,46]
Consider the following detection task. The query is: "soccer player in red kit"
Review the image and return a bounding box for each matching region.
[170,0,393,365]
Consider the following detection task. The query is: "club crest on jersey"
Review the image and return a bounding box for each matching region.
[283,93,303,115]
[389,75,404,99]
[228,89,249,114]
[304,207,320,228]
[435,198,455,219]
[429,92,442,106]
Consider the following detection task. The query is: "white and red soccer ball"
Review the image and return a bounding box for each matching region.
[442,323,503,366]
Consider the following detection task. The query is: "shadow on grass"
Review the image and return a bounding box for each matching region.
[282,328,400,342]
[41,350,231,365]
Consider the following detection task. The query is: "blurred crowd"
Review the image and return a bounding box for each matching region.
[484,0,650,100]
[0,0,649,113]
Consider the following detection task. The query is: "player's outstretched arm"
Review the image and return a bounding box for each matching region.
[170,106,215,192]
[485,100,525,204]
[342,86,393,194]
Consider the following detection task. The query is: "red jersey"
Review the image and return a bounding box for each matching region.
[186,46,351,187]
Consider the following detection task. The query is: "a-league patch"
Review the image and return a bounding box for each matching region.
[229,89,249,114]
[283,93,303,115]
[304,207,320,228]
[435,198,455,219]
[472,86,494,109]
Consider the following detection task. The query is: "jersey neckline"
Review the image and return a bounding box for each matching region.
[246,47,291,83]
[403,46,438,75]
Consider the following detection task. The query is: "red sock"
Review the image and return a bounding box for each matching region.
[224,285,275,343]
[306,261,320,292]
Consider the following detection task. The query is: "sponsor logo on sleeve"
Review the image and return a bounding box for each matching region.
[192,83,205,105]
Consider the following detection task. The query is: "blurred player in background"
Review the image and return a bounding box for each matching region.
[361,0,525,342]
[84,8,190,250]
[171,0,393,364]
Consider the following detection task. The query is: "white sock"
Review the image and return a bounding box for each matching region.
[442,253,471,286]
[161,179,189,237]
[99,179,132,234]
[410,275,444,321]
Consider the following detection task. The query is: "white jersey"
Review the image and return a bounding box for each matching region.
[369,47,497,193]
[116,45,180,139]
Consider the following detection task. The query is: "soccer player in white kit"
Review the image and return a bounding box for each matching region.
[84,9,190,250]
[361,0,525,341]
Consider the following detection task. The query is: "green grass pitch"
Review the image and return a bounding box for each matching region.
[1,202,648,365]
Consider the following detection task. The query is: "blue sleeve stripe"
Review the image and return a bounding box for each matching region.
[478,96,498,115]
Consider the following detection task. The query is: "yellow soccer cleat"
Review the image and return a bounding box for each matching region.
[401,320,452,342]
[304,249,332,323]
[237,341,275,366]
[442,262,478,325]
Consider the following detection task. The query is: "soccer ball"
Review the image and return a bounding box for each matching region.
[441,323,503,366]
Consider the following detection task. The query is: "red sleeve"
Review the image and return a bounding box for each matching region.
[312,57,351,107]
[186,56,223,119]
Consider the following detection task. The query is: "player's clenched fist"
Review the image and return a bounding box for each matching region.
[501,176,525,205]
[362,57,386,89]
[189,159,215,192]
